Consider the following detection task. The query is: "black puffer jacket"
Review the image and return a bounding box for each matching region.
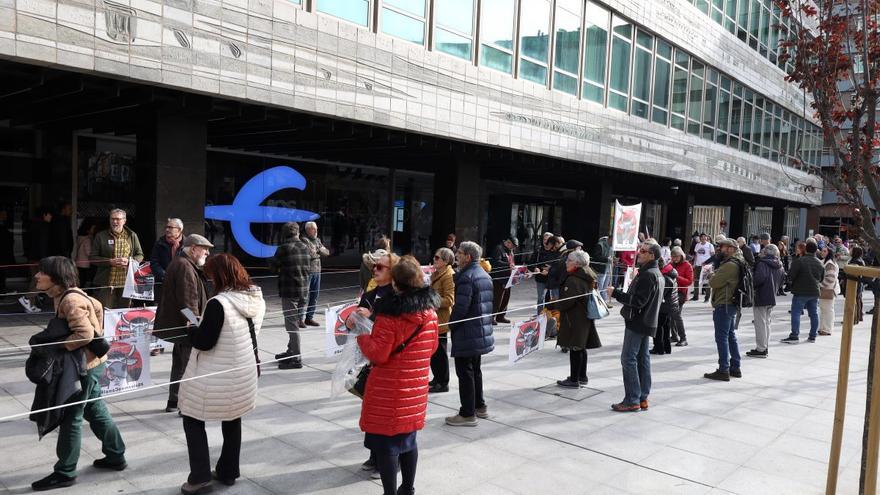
[659,263,679,316]
[448,261,495,357]
[611,260,665,337]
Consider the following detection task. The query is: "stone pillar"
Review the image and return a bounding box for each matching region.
[771,205,785,240]
[136,112,207,250]
[431,158,481,245]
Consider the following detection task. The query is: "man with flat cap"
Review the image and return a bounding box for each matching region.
[154,234,212,413]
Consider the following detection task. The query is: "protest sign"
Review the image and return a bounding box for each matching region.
[122,259,155,301]
[325,302,360,357]
[509,314,547,364]
[505,265,530,289]
[101,307,155,394]
[612,201,642,251]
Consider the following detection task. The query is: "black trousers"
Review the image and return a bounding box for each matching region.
[182,416,241,484]
[492,280,510,318]
[430,335,449,386]
[454,356,485,418]
[168,342,192,407]
[376,448,418,495]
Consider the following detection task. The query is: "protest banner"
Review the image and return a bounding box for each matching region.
[505,265,530,289]
[122,259,155,301]
[509,314,547,364]
[612,201,642,251]
[101,307,155,394]
[325,302,360,357]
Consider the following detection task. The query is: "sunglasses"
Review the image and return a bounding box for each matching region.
[373,263,390,272]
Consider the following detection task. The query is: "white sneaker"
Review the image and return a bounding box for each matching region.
[19,296,40,314]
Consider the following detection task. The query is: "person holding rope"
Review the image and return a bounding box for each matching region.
[554,250,601,388]
[30,256,127,491]
[178,253,265,495]
[154,234,212,413]
[356,255,439,495]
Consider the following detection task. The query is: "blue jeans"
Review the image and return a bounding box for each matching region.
[305,272,321,321]
[620,329,651,405]
[790,295,819,339]
[713,304,741,372]
[536,281,547,310]
[597,272,611,301]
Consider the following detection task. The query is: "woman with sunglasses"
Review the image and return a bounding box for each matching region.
[428,247,455,393]
[352,250,399,479]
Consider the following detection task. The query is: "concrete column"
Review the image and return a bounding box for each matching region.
[431,158,481,245]
[136,112,207,249]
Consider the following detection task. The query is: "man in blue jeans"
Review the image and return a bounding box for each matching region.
[782,239,824,343]
[607,242,664,412]
[704,238,744,381]
[301,221,330,327]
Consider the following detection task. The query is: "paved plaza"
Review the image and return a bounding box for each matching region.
[0,275,876,494]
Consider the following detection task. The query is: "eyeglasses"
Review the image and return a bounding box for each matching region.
[373,263,390,272]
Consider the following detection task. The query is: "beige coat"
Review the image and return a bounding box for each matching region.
[51,286,106,370]
[430,265,455,333]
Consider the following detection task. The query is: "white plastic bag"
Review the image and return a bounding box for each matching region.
[330,312,374,398]
[122,259,155,301]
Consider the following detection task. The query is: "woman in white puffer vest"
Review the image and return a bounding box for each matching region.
[178,253,266,495]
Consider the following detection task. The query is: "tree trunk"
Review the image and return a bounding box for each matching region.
[861,285,879,494]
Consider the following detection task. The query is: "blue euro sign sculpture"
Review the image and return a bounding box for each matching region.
[205,166,320,258]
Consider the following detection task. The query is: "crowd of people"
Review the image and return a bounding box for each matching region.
[17,207,876,495]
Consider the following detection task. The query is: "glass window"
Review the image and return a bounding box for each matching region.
[317,0,370,26]
[703,79,717,140]
[762,102,774,150]
[652,40,672,125]
[688,60,704,135]
[553,2,581,95]
[608,16,632,112]
[435,0,474,60]
[695,0,710,14]
[729,90,742,149]
[519,0,551,84]
[751,96,763,155]
[671,51,689,131]
[632,31,653,119]
[741,94,753,151]
[582,2,609,103]
[717,85,730,133]
[711,0,724,24]
[759,5,771,48]
[749,0,760,47]
[737,0,749,41]
[381,5,426,45]
[480,0,516,74]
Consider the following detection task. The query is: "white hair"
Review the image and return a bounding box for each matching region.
[305,221,318,231]
[109,208,127,218]
[167,218,183,230]
[567,250,590,267]
[458,241,482,262]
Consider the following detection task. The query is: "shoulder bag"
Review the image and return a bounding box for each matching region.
[586,289,610,320]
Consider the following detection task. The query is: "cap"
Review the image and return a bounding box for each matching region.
[565,239,584,250]
[184,234,214,248]
[759,232,771,241]
[507,237,519,247]
[714,234,727,244]
[716,238,737,248]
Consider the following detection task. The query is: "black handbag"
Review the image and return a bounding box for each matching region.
[350,323,424,399]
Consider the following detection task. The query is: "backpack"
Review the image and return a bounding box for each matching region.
[730,258,754,309]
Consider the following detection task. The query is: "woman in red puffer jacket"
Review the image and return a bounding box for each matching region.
[357,255,439,495]
[670,246,693,346]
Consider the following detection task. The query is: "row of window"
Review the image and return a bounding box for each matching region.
[296,0,821,169]
[687,0,796,74]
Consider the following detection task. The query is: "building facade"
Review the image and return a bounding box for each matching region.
[0,0,822,269]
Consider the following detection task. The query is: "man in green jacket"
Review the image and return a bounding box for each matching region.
[705,238,743,382]
[89,209,144,309]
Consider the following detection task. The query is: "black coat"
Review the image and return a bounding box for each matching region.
[27,318,87,439]
[741,246,756,267]
[659,265,679,316]
[590,238,612,274]
[531,248,560,283]
[611,260,665,337]
[555,268,601,350]
[448,261,495,357]
[753,255,784,307]
[150,236,184,283]
[490,243,515,280]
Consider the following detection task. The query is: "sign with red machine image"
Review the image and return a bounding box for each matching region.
[101,307,155,394]
[612,201,642,252]
[508,314,547,365]
[325,302,360,357]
